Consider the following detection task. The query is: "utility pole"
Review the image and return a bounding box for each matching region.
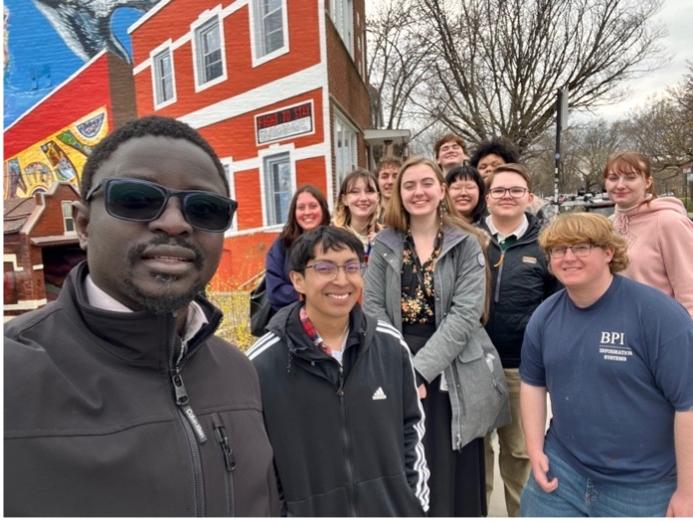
[554,87,569,210]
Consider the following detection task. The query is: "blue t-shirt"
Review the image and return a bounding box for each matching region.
[520,275,693,484]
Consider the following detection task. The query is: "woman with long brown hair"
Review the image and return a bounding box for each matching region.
[266,185,330,311]
[364,156,509,516]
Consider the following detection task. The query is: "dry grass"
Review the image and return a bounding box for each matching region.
[207,290,257,351]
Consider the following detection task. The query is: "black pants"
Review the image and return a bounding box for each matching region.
[404,327,487,517]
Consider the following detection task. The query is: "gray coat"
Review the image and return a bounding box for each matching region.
[364,225,511,450]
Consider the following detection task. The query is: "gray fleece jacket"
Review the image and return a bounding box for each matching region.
[364,225,511,449]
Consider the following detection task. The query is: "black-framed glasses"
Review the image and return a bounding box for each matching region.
[304,260,366,279]
[85,178,237,233]
[488,186,528,199]
[549,243,594,259]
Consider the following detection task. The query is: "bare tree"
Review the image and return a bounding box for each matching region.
[526,119,626,196]
[415,0,664,153]
[622,64,693,175]
[568,120,627,192]
[366,0,435,132]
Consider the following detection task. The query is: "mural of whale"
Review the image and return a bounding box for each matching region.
[31,0,160,63]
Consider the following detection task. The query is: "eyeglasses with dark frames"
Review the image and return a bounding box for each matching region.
[549,243,594,259]
[488,186,528,199]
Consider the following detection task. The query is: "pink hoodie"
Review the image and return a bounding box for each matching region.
[611,197,693,316]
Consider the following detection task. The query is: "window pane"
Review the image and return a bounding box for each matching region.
[197,20,223,83]
[264,10,283,53]
[256,0,284,57]
[263,0,282,12]
[61,201,75,232]
[264,153,291,225]
[154,51,173,103]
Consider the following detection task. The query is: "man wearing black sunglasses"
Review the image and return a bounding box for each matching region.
[248,226,430,516]
[4,116,279,516]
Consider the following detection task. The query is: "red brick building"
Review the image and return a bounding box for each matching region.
[128,0,371,288]
[3,182,84,320]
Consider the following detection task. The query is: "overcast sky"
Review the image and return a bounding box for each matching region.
[367,0,693,123]
[586,0,693,121]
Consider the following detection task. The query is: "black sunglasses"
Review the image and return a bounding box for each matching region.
[85,178,237,232]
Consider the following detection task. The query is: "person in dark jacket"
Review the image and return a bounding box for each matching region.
[266,185,330,312]
[3,116,280,516]
[480,163,560,516]
[248,226,430,517]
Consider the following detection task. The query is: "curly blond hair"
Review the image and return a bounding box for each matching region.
[539,213,629,273]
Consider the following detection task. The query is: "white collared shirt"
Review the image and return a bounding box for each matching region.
[485,214,529,243]
[85,275,208,350]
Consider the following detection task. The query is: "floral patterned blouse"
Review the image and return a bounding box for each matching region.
[400,228,444,325]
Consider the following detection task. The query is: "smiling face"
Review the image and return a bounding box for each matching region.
[74,135,226,314]
[399,164,446,220]
[436,140,467,169]
[477,153,505,180]
[604,164,651,209]
[290,242,362,323]
[486,171,533,222]
[549,243,614,294]
[342,176,379,222]
[295,191,324,232]
[447,177,480,219]
[377,165,398,201]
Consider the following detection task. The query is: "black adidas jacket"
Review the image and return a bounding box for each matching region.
[4,263,279,516]
[248,302,430,517]
[481,213,561,368]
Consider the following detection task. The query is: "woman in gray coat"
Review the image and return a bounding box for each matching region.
[364,157,510,517]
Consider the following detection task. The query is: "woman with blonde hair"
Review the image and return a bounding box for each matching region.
[333,168,381,261]
[604,151,693,315]
[364,156,509,516]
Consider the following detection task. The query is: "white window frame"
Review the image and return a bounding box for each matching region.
[259,145,296,228]
[191,8,228,92]
[333,110,358,184]
[150,41,177,109]
[249,0,289,67]
[329,0,353,56]
[61,201,76,234]
[220,159,238,234]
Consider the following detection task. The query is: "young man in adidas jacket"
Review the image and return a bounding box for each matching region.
[248,226,430,516]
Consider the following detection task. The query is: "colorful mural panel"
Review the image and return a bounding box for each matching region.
[3,0,152,128]
[3,108,109,199]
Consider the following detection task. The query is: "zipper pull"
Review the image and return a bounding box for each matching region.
[171,369,207,443]
[214,424,236,471]
[337,366,345,398]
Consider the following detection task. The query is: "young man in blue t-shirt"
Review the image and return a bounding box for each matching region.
[519,212,693,517]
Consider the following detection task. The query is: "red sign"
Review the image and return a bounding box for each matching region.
[256,102,313,144]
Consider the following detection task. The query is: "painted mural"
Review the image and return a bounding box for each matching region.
[3,0,154,128]
[4,108,109,199]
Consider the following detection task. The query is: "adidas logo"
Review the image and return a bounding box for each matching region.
[372,387,387,400]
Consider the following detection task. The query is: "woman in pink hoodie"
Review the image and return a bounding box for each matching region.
[604,151,693,316]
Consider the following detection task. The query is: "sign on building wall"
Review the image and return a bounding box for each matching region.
[255,101,314,144]
[4,108,109,199]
